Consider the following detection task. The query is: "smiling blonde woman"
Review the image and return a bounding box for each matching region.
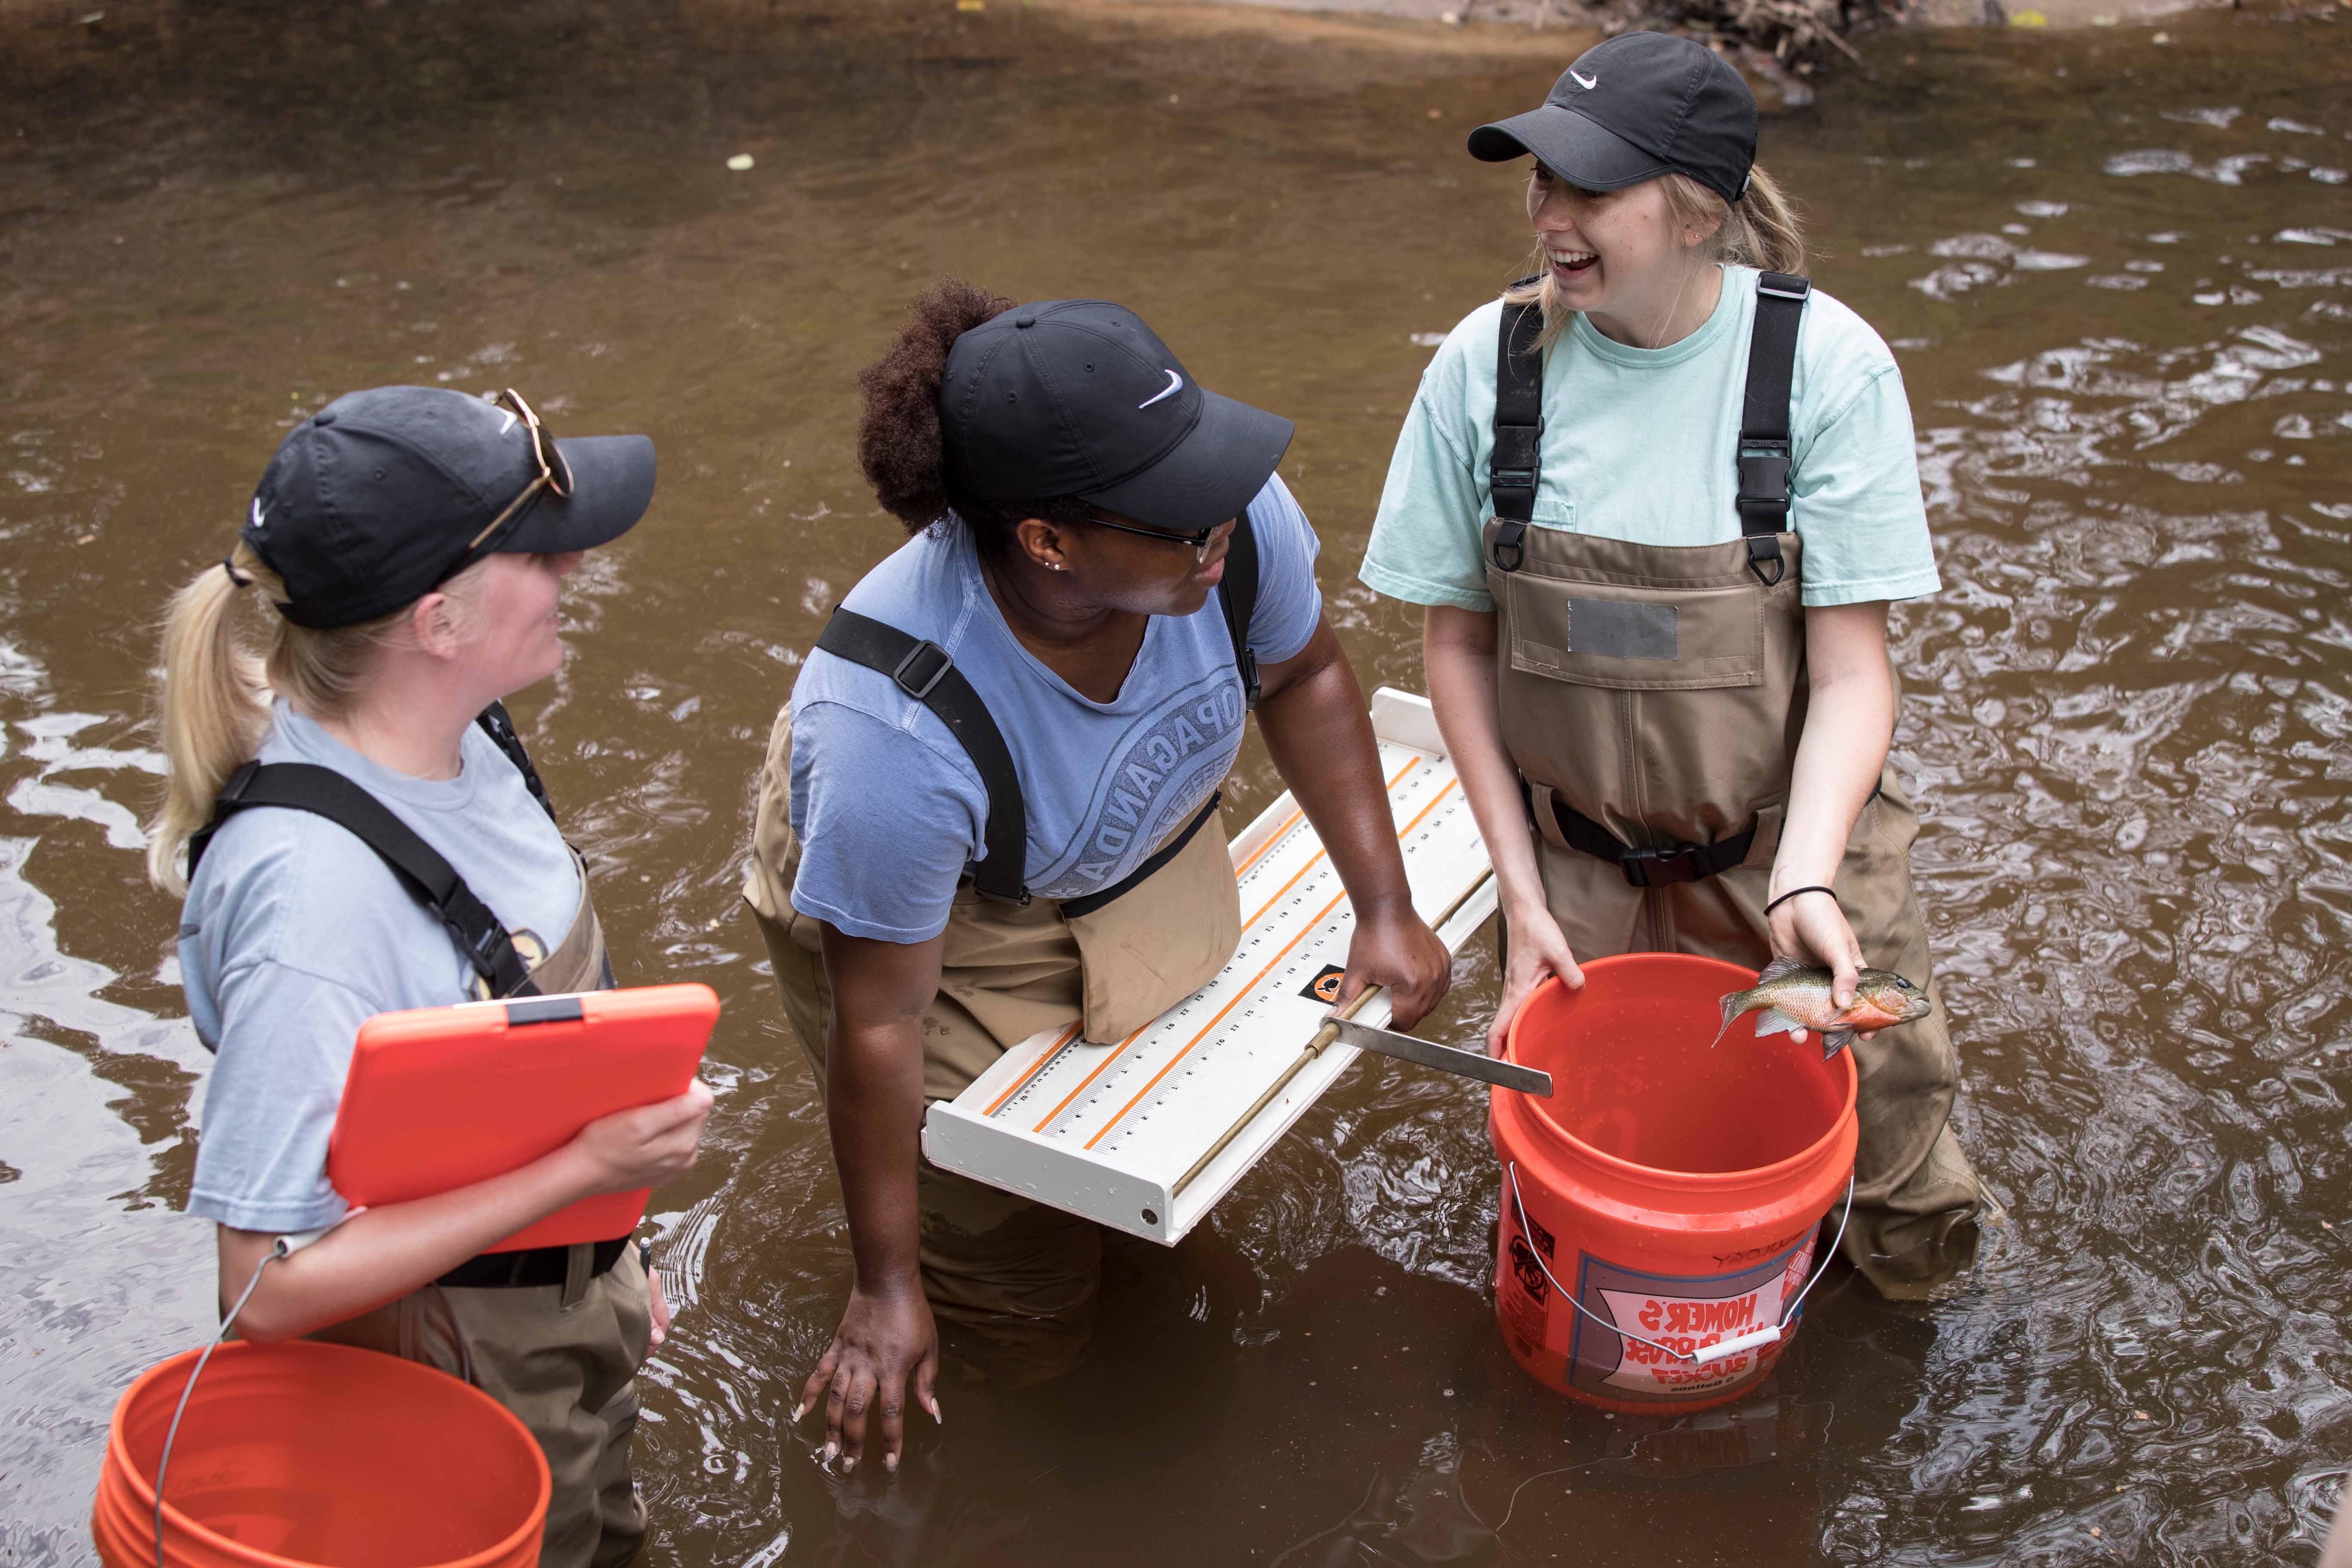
[1359,32,1985,1301]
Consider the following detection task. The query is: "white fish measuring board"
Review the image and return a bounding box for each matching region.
[922,688,1497,1246]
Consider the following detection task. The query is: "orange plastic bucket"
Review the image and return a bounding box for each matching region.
[1489,954,1858,1414]
[92,1339,549,1568]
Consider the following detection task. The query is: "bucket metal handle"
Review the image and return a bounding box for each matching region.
[1502,1162,1854,1370]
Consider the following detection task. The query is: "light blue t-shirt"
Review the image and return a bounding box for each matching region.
[180,703,582,1233]
[1360,265,1941,612]
[789,474,1323,943]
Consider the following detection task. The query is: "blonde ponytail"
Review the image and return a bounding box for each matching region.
[1501,164,1809,352]
[1673,165,1807,277]
[147,544,484,894]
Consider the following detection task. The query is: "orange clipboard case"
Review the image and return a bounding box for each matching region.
[327,984,719,1254]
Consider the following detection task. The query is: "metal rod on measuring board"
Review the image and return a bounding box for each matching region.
[1170,871,1496,1199]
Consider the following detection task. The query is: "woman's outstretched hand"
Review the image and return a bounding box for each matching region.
[1487,900,1583,1057]
[793,1282,940,1474]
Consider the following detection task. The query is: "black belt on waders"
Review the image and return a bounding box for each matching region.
[809,503,1262,910]
[188,702,632,1284]
[1491,271,1812,888]
[1519,778,1756,888]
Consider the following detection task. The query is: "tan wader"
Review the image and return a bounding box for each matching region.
[1484,520,1984,1302]
[307,867,655,1568]
[743,707,1242,1383]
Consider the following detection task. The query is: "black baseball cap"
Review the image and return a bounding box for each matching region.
[242,385,656,630]
[940,299,1293,534]
[1467,32,1758,206]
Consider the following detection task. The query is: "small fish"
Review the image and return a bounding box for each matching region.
[1713,956,1934,1059]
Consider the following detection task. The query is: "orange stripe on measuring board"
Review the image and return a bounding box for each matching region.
[981,1020,1088,1117]
[1081,777,1459,1151]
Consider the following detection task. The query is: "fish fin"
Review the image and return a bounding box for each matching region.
[1711,990,1753,1049]
[1820,1029,1855,1060]
[1753,1006,1807,1039]
[1757,955,1811,984]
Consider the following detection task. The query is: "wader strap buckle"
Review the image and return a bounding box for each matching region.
[1619,845,1706,888]
[891,640,953,701]
[1736,442,1792,516]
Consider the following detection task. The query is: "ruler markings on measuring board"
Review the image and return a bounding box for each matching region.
[1088,775,1462,1155]
[1001,756,1473,1154]
[994,753,1432,1138]
[980,753,1425,1131]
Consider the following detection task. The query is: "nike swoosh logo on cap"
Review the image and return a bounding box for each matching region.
[250,498,267,530]
[1571,70,1597,89]
[1138,370,1183,409]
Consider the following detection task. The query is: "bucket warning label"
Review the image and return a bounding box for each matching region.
[1564,1240,1815,1403]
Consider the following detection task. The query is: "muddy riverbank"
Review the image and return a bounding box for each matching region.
[5,0,2351,1563]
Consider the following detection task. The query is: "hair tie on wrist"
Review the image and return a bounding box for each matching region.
[1764,885,1835,916]
[220,554,253,589]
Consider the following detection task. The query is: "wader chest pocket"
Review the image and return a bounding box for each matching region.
[1502,573,1764,692]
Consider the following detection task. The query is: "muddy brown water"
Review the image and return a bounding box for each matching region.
[4,1,2350,1561]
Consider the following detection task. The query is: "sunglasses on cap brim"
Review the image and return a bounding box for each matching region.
[461,388,575,557]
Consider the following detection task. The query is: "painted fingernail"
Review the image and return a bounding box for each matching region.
[823,1440,838,1461]
[929,1398,943,1425]
[790,1402,805,1423]
[842,1455,857,1473]
[886,1452,900,1473]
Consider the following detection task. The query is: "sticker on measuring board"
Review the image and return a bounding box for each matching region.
[1563,1241,1815,1402]
[1298,965,1347,1004]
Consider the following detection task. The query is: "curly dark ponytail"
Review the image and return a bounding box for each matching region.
[855,277,1093,557]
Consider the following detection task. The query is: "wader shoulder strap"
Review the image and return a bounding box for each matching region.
[1488,286,1547,573]
[1217,503,1262,710]
[814,607,1031,906]
[187,761,536,997]
[474,700,555,821]
[1735,272,1812,587]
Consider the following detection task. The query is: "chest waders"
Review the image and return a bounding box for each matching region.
[1483,275,1983,1300]
[192,706,651,1568]
[742,512,1263,1383]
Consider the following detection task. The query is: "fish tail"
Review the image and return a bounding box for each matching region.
[1712,990,1751,1049]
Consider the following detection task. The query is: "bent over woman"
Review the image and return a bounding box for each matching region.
[745,282,1452,1470]
[153,386,711,1567]
[1359,34,1983,1299]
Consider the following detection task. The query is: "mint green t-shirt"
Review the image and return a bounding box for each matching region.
[1359,265,1940,612]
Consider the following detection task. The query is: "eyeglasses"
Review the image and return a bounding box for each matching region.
[466,388,574,552]
[1084,512,1226,566]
